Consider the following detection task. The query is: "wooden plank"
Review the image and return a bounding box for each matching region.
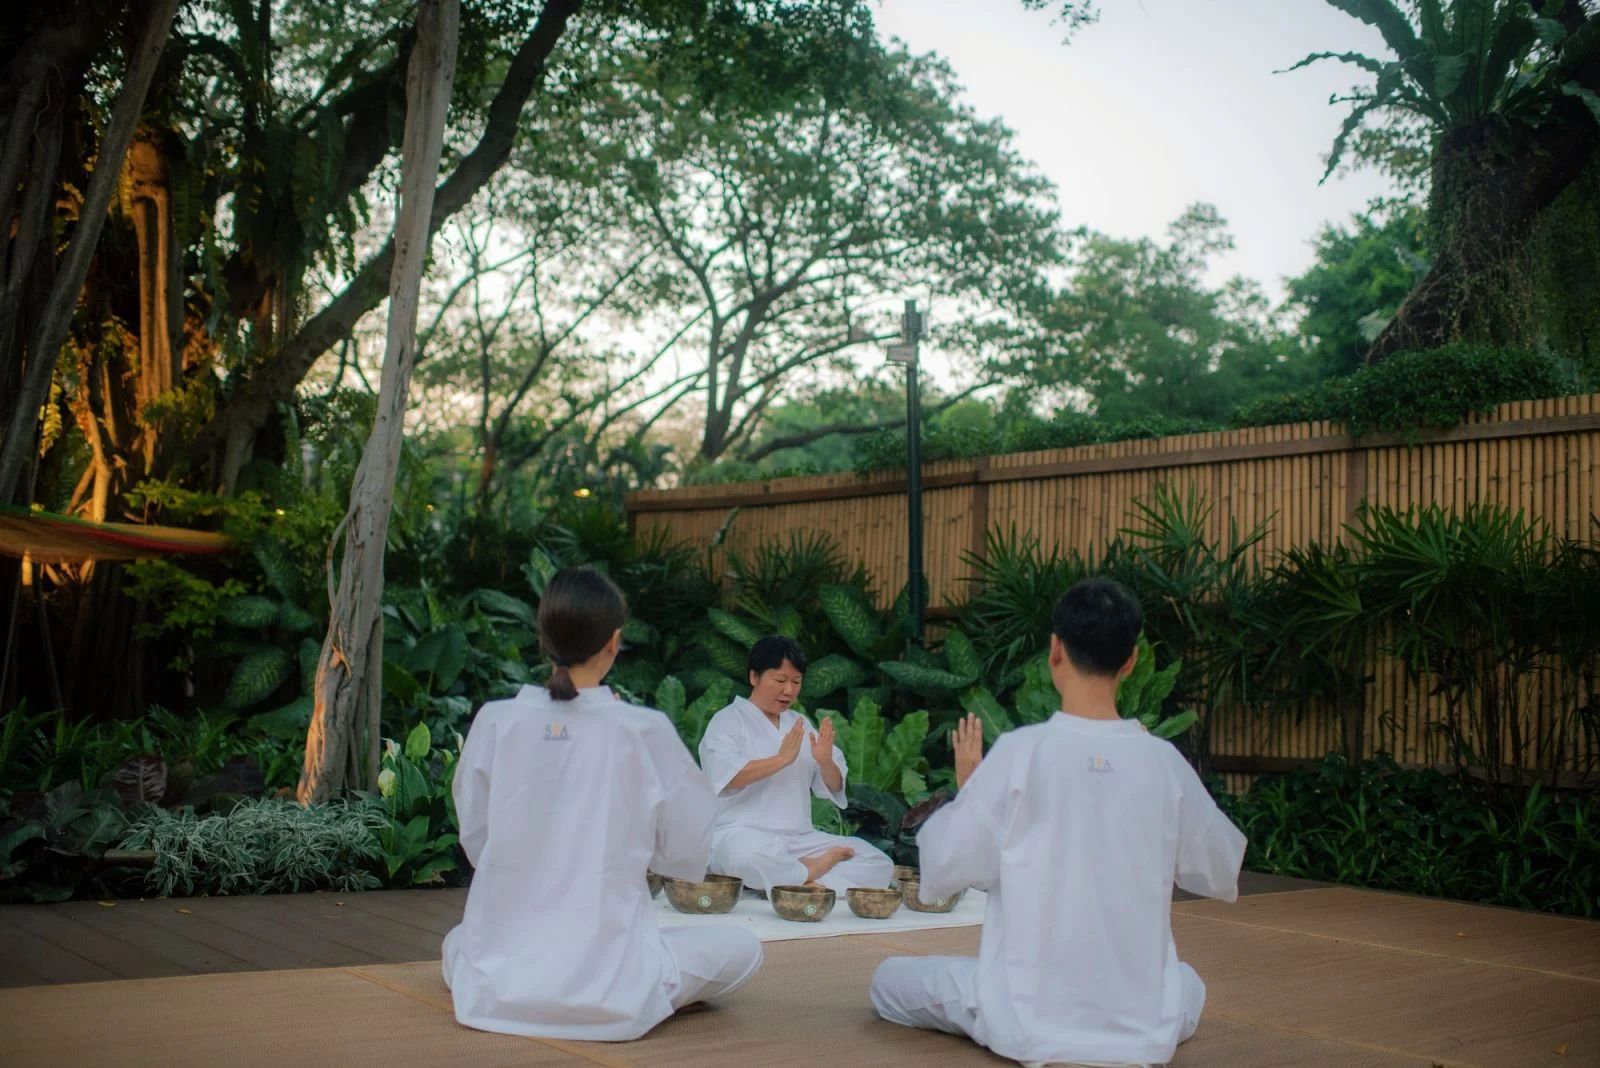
[0,923,114,987]
[2,904,191,982]
[43,900,260,976]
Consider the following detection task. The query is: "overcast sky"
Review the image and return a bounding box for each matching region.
[873,0,1406,302]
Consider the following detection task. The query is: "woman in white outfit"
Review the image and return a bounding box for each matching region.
[444,567,763,1041]
[698,636,893,894]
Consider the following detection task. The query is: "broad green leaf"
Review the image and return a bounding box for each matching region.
[410,625,468,691]
[880,710,930,791]
[473,589,535,626]
[404,722,432,761]
[382,660,423,708]
[655,675,686,720]
[698,631,748,678]
[252,535,306,603]
[247,697,313,739]
[819,584,882,658]
[1015,655,1059,724]
[879,659,976,693]
[223,646,293,709]
[707,608,763,649]
[943,629,982,680]
[276,602,318,633]
[1152,709,1199,740]
[900,765,929,803]
[219,595,279,629]
[523,548,557,596]
[622,616,657,646]
[799,654,868,701]
[959,686,1015,742]
[839,697,886,786]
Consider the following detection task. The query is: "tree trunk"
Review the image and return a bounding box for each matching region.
[299,0,460,804]
[0,0,181,505]
[1367,105,1599,363]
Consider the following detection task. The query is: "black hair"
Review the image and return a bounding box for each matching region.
[746,635,807,678]
[1050,577,1143,678]
[538,567,627,701]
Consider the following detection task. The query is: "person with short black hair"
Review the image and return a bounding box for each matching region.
[697,635,893,894]
[869,577,1246,1068]
[444,567,763,1040]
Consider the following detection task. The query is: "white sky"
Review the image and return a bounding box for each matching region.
[873,0,1405,302]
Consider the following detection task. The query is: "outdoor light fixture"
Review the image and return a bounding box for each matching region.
[573,488,593,499]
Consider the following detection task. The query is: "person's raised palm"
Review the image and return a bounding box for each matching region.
[953,713,984,789]
[777,721,805,765]
[810,717,837,766]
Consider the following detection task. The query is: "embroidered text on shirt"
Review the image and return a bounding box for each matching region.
[1088,755,1113,773]
[544,723,571,741]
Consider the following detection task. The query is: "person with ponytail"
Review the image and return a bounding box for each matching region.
[443,566,763,1041]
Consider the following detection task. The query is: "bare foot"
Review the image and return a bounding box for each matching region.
[800,845,855,884]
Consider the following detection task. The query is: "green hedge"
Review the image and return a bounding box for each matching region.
[700,345,1584,483]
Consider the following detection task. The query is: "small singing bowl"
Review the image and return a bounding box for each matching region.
[846,886,903,919]
[900,878,965,914]
[889,865,918,890]
[770,884,836,923]
[647,871,665,899]
[664,874,742,914]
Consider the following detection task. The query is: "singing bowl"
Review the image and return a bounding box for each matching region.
[647,871,665,898]
[889,865,918,890]
[900,877,965,914]
[769,884,836,922]
[846,886,903,919]
[663,874,742,914]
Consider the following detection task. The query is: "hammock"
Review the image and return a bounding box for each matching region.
[0,506,231,564]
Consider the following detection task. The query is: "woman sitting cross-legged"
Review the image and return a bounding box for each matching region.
[697,635,893,895]
[443,567,763,1041]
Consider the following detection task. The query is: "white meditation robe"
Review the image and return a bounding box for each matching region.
[871,713,1246,1067]
[698,696,893,894]
[443,685,762,1041]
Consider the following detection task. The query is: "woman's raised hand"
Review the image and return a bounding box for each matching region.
[777,721,806,765]
[810,717,836,766]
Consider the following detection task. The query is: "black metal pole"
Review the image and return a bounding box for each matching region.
[905,307,925,648]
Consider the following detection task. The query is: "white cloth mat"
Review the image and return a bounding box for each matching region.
[652,887,986,942]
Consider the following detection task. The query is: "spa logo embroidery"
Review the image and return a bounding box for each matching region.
[544,723,571,741]
[1088,754,1113,773]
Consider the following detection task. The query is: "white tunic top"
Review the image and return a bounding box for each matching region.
[916,713,1247,1066]
[443,685,716,1040]
[698,697,849,832]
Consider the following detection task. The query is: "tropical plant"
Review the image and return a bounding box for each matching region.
[1222,754,1600,917]
[119,797,385,898]
[370,723,463,887]
[1294,0,1600,360]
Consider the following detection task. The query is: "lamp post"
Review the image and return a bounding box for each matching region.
[887,299,926,648]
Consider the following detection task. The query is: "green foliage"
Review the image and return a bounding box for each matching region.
[1222,755,1600,917]
[0,783,133,903]
[371,723,463,887]
[119,798,384,898]
[1291,0,1600,181]
[1283,205,1430,377]
[1235,343,1578,438]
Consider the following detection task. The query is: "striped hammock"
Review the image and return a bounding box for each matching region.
[0,506,231,564]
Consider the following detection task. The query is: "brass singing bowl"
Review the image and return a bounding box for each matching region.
[647,871,665,899]
[900,877,965,914]
[889,865,918,890]
[846,886,903,919]
[769,884,836,922]
[663,874,742,914]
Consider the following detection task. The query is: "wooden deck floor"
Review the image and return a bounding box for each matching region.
[0,871,1318,987]
[3,877,1597,1067]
